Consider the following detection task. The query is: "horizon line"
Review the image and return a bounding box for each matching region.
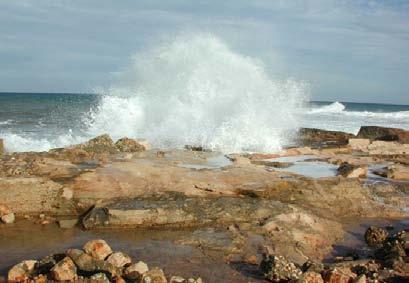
[0,91,408,106]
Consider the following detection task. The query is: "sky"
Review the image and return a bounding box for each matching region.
[0,0,408,104]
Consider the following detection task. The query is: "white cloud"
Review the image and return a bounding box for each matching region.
[0,0,408,103]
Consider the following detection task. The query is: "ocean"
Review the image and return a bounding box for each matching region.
[1,92,408,153]
[2,35,408,153]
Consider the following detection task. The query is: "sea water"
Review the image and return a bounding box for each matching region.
[1,35,408,153]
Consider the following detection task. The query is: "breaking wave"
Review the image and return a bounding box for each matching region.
[308,101,345,114]
[85,34,308,152]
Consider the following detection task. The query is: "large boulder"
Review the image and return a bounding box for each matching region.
[297,128,354,148]
[357,126,409,143]
[115,137,146,152]
[259,254,302,282]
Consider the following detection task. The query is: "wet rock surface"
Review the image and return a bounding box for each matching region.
[1,130,409,282]
[297,128,354,148]
[357,126,409,143]
[337,162,367,178]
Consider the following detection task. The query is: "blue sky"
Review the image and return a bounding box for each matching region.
[0,0,408,104]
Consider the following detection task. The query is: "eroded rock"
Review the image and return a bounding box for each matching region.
[83,239,113,260]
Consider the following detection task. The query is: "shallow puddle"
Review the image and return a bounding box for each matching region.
[267,155,339,178]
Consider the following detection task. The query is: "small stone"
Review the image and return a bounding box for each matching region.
[39,214,45,219]
[259,255,302,282]
[365,226,389,246]
[124,261,149,280]
[106,252,132,268]
[141,267,167,283]
[1,212,15,224]
[51,257,77,281]
[83,239,113,260]
[8,260,37,282]
[90,272,110,283]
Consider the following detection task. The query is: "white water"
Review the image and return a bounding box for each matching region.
[308,101,345,114]
[304,102,409,134]
[85,34,308,153]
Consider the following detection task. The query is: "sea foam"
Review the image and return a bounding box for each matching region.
[85,34,308,152]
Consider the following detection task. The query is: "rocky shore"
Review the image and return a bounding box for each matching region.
[0,126,408,282]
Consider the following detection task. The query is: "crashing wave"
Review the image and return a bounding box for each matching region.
[85,34,308,153]
[308,101,345,114]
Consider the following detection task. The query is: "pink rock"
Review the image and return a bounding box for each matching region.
[8,260,37,282]
[83,239,113,260]
[106,252,132,268]
[51,257,77,281]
